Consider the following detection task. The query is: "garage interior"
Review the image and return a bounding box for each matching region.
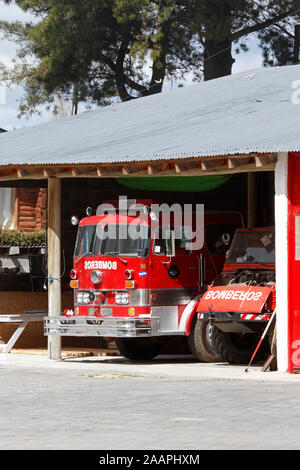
[0,169,275,354]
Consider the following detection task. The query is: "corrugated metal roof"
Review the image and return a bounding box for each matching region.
[0,64,300,167]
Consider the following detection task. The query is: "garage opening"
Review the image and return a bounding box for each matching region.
[57,170,275,355]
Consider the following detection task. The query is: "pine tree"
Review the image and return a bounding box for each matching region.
[1,0,300,117]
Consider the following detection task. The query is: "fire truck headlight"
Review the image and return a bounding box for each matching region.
[76,292,90,304]
[82,293,90,304]
[90,270,103,285]
[115,293,129,305]
[71,215,79,226]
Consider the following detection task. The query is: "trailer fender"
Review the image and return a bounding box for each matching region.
[178,294,202,336]
[196,285,274,314]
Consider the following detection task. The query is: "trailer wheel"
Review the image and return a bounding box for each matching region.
[116,337,164,361]
[212,327,268,365]
[187,318,222,362]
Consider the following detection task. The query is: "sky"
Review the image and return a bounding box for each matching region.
[0,2,265,132]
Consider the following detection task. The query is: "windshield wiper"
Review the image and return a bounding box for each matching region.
[74,251,94,264]
[103,252,128,265]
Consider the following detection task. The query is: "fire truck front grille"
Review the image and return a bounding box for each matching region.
[44,316,160,338]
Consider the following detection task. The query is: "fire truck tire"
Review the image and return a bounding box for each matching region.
[115,337,164,361]
[187,318,222,363]
[212,328,268,365]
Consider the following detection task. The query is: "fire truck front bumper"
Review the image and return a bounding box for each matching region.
[44,316,161,338]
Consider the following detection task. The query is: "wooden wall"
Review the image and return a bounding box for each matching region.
[14,188,47,232]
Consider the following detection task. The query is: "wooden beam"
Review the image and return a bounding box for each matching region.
[255,155,277,168]
[71,166,96,177]
[43,168,56,178]
[174,163,183,174]
[52,166,96,178]
[148,162,276,177]
[227,158,240,169]
[0,169,46,180]
[98,165,124,177]
[201,159,225,171]
[17,169,28,178]
[122,166,131,176]
[71,168,80,177]
[174,161,199,174]
[0,152,278,181]
[121,165,147,176]
[47,177,61,361]
[17,168,48,179]
[121,164,151,176]
[0,172,19,181]
[97,166,105,177]
[148,165,158,175]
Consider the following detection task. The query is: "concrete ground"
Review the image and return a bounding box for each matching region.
[1,352,300,450]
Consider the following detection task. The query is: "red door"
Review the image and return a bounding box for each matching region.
[288,152,300,372]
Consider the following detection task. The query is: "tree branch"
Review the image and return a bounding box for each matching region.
[231,9,300,41]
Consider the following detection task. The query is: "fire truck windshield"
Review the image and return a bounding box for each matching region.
[100,224,151,258]
[226,230,275,265]
[74,224,151,258]
[74,225,100,257]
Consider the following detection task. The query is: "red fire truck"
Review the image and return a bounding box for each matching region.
[197,227,276,364]
[44,199,243,361]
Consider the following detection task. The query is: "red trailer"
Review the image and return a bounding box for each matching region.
[197,228,276,364]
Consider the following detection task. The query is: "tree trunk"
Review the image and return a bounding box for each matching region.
[203,37,235,81]
[202,1,234,81]
[115,70,133,101]
[148,62,165,95]
[147,15,171,96]
[72,83,79,115]
[114,3,172,99]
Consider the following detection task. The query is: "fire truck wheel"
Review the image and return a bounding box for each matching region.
[115,337,164,361]
[212,328,268,365]
[187,318,222,363]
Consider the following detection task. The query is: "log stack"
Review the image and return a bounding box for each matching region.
[14,188,47,232]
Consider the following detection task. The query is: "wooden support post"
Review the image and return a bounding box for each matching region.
[47,177,62,360]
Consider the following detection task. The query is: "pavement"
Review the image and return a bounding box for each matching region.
[1,351,300,450]
[0,350,299,382]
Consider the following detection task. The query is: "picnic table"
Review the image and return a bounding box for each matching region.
[0,311,47,353]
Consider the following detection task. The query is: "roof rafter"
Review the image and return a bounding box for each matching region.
[0,153,277,182]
